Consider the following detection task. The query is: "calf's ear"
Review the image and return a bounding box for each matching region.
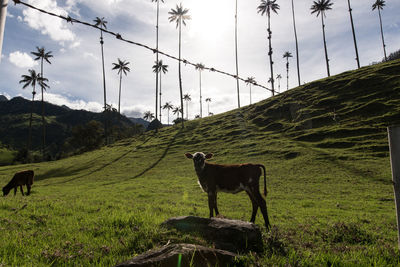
[205,153,213,159]
[184,153,193,159]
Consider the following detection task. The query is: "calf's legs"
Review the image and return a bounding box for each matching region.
[207,192,220,218]
[246,191,259,223]
[20,185,25,196]
[253,190,270,230]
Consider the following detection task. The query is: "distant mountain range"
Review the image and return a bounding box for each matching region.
[128,117,149,128]
[0,95,146,151]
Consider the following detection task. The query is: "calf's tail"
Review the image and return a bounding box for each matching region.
[257,164,267,197]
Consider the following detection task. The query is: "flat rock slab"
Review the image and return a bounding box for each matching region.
[161,216,264,253]
[115,243,240,267]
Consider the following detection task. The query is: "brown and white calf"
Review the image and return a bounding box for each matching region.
[2,170,34,196]
[185,152,270,229]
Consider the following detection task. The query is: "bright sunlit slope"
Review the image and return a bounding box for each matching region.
[1,59,400,266]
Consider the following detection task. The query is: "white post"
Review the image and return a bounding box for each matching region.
[0,0,8,62]
[388,126,400,250]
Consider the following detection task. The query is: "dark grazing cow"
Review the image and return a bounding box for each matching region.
[2,170,34,196]
[185,152,270,229]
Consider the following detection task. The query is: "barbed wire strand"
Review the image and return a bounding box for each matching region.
[13,0,273,93]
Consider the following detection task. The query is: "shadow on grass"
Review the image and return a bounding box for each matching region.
[131,131,180,179]
[102,129,183,186]
[41,135,154,186]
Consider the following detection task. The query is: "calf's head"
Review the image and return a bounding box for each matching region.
[185,152,213,171]
[2,187,10,196]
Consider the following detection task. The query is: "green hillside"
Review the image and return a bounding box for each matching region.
[0,60,400,266]
[0,97,143,162]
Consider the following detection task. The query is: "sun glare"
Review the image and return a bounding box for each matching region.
[188,0,234,39]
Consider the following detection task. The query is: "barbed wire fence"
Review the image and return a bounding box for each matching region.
[12,0,273,95]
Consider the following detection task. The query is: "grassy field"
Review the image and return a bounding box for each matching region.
[1,60,400,266]
[0,148,14,166]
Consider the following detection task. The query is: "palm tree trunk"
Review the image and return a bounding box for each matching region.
[155,0,160,122]
[321,15,330,77]
[199,71,202,118]
[186,100,188,120]
[378,9,387,61]
[178,21,184,128]
[118,72,122,114]
[267,12,275,95]
[28,88,35,152]
[100,30,108,142]
[347,0,360,68]
[291,0,301,86]
[167,109,170,125]
[40,58,45,159]
[278,79,280,92]
[249,84,252,105]
[286,59,289,91]
[234,0,240,108]
[159,72,162,123]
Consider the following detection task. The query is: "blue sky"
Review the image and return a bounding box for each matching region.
[0,0,399,121]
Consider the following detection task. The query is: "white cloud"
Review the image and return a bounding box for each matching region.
[83,52,98,61]
[45,92,103,112]
[17,16,22,22]
[69,41,80,49]
[8,51,38,68]
[6,12,14,18]
[22,0,75,43]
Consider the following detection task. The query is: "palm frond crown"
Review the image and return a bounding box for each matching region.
[245,77,256,85]
[112,58,130,75]
[94,17,108,29]
[372,0,385,10]
[31,47,53,64]
[311,0,333,17]
[163,102,173,110]
[195,63,205,71]
[168,3,191,28]
[283,52,293,58]
[257,0,280,16]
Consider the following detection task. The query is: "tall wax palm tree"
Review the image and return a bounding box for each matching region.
[31,46,53,158]
[347,0,360,68]
[112,58,130,114]
[162,102,173,125]
[195,63,205,118]
[151,0,165,122]
[291,0,301,86]
[153,59,169,123]
[276,74,282,93]
[183,94,191,120]
[372,0,387,61]
[311,0,333,77]
[168,3,191,128]
[205,97,211,115]
[19,69,49,152]
[283,51,293,91]
[143,111,155,122]
[234,0,240,108]
[172,106,181,120]
[245,77,255,105]
[257,0,280,96]
[94,17,108,138]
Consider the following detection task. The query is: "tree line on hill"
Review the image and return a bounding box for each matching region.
[0,96,144,164]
